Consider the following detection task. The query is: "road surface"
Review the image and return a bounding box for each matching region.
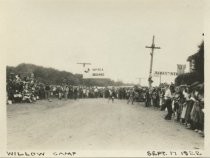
[7,98,204,150]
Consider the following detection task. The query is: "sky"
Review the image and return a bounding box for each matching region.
[1,0,204,86]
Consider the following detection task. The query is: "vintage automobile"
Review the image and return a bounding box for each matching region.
[134,87,147,102]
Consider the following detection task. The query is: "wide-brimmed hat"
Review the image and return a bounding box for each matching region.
[190,81,200,88]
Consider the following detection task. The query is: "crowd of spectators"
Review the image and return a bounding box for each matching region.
[143,83,204,137]
[6,73,144,103]
[6,74,105,103]
[7,73,204,137]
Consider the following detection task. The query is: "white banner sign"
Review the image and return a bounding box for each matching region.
[83,66,106,79]
[154,71,178,76]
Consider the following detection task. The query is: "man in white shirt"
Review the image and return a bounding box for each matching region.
[165,87,172,100]
[164,85,173,120]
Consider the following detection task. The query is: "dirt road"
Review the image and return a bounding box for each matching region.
[7,98,204,150]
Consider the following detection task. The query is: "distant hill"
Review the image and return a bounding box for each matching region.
[6,63,128,87]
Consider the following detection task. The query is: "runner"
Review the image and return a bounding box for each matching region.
[127,88,135,104]
[108,88,115,103]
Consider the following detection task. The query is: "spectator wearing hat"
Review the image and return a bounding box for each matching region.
[45,84,51,101]
[145,89,151,107]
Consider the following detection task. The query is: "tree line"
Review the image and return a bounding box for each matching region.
[6,63,128,87]
[175,41,204,86]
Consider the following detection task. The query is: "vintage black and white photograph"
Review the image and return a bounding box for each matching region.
[0,0,208,157]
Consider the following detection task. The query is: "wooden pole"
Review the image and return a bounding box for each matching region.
[146,35,161,88]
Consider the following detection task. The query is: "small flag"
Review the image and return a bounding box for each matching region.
[177,64,186,75]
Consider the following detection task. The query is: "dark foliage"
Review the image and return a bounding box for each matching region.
[175,41,204,86]
[175,72,200,86]
[6,63,126,87]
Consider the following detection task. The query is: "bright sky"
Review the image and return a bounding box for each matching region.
[2,0,204,86]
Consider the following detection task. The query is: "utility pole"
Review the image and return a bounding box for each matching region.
[145,35,161,88]
[159,74,161,85]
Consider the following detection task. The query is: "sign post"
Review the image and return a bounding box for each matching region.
[77,62,91,85]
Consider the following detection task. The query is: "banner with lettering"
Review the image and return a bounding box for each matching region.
[154,71,178,76]
[83,66,106,78]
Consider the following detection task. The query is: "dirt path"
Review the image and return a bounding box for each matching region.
[7,99,204,150]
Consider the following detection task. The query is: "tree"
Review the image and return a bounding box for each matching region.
[175,40,204,86]
[6,63,127,86]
